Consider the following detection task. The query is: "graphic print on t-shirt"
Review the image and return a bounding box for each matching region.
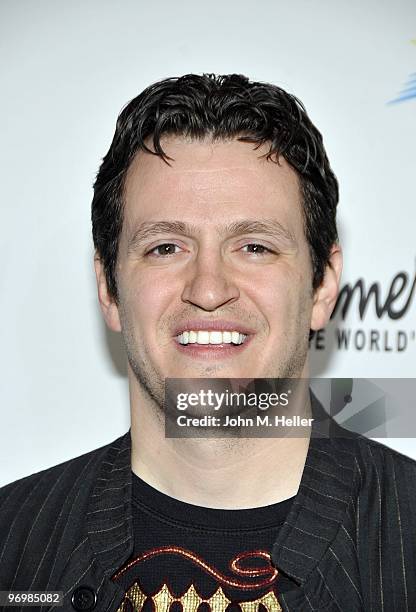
[112,473,300,612]
[113,545,282,612]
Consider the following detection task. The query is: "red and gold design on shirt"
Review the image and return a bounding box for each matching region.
[113,546,282,612]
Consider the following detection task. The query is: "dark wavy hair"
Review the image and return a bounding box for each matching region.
[92,73,339,302]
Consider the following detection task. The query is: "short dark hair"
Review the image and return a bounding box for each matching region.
[92,73,339,302]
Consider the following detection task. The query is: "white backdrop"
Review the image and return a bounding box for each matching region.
[1,0,415,486]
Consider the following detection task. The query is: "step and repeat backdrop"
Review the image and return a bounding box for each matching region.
[1,0,415,485]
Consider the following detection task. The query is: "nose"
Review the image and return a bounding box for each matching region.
[181,250,240,312]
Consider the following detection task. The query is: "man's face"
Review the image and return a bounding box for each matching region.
[104,137,328,406]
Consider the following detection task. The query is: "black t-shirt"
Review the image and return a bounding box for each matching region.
[112,472,301,611]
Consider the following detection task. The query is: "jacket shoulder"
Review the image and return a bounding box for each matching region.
[0,438,111,501]
[0,434,127,589]
[355,435,416,470]
[333,434,416,498]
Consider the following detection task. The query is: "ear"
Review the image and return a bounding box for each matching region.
[94,254,122,333]
[310,244,343,331]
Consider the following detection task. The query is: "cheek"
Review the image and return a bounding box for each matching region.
[244,267,312,327]
[121,270,178,331]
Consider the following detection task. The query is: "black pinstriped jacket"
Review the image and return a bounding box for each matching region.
[1,423,416,612]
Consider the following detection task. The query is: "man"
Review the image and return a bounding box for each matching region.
[1,73,415,612]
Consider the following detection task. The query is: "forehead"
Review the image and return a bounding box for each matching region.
[122,136,303,231]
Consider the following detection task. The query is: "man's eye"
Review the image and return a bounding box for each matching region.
[147,243,181,256]
[241,243,273,255]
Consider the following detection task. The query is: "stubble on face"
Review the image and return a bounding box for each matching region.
[117,288,313,419]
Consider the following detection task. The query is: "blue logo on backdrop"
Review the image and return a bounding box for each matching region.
[389,73,416,104]
[388,39,416,104]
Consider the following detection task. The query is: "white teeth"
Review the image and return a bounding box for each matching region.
[197,331,209,344]
[176,330,247,346]
[209,331,223,344]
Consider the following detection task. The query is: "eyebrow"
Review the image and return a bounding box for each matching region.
[127,219,297,253]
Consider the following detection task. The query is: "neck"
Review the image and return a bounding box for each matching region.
[129,374,311,509]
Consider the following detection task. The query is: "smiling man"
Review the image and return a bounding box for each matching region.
[1,74,416,612]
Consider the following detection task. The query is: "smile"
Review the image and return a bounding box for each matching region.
[175,330,247,346]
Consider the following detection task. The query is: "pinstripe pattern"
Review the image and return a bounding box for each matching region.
[391,460,408,611]
[1,401,416,611]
